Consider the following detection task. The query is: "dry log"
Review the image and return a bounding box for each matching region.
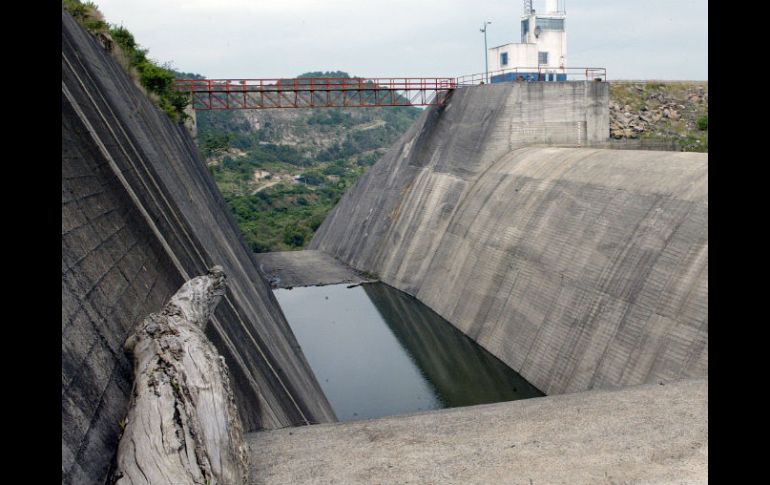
[114,266,248,485]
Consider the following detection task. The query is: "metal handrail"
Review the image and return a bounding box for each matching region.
[174,77,457,110]
[173,68,606,110]
[174,77,458,93]
[455,66,607,85]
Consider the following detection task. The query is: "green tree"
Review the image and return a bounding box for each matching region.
[283,225,310,247]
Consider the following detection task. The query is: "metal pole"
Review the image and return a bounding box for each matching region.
[480,21,491,84]
[484,26,488,84]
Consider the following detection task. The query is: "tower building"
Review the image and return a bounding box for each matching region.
[488,0,567,81]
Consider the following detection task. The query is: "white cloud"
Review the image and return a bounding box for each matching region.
[93,0,707,80]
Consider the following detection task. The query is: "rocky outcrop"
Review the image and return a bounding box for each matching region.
[608,82,708,147]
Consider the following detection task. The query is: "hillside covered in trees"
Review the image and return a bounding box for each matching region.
[191,73,422,252]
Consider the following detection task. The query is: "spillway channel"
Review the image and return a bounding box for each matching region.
[274,282,543,422]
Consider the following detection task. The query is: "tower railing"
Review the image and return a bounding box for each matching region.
[455,66,606,85]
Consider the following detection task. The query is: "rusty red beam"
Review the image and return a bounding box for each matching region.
[174,77,457,110]
[174,69,607,110]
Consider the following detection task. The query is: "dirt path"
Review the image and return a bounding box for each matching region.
[252,179,282,194]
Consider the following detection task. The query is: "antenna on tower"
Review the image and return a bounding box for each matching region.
[523,0,533,15]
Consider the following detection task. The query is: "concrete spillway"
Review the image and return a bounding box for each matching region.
[62,5,707,481]
[246,378,708,485]
[310,82,708,396]
[62,11,333,484]
[274,283,542,422]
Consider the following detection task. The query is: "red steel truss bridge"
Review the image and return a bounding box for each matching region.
[173,68,606,110]
[174,77,456,110]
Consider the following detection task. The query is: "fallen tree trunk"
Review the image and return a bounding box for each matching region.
[114,266,248,485]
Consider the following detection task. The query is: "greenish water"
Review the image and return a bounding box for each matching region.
[274,282,543,422]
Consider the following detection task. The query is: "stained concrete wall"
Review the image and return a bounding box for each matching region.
[310,82,707,396]
[62,11,334,484]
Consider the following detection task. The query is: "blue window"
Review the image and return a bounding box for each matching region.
[501,52,509,66]
[536,18,564,30]
[538,52,549,65]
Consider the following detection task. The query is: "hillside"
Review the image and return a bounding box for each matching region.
[191,72,422,252]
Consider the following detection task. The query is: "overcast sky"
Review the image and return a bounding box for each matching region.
[94,0,707,80]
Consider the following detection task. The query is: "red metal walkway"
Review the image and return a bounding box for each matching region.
[174,78,456,110]
[174,68,606,110]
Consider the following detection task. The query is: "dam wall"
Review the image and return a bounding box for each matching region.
[62,11,333,484]
[310,83,707,396]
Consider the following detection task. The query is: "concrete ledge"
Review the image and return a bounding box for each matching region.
[255,250,375,288]
[246,378,707,484]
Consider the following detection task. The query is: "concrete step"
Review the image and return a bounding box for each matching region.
[255,250,375,288]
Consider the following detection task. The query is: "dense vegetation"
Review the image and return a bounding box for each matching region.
[194,72,422,252]
[63,0,189,121]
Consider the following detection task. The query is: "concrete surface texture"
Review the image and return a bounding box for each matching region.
[310,83,707,396]
[246,378,708,485]
[254,250,375,288]
[62,11,334,484]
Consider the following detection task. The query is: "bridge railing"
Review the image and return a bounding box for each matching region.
[455,67,607,85]
[174,77,457,109]
[174,77,457,92]
[174,69,607,110]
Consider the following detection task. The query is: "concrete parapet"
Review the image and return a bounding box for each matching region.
[247,378,708,485]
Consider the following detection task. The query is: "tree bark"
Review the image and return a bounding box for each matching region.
[114,266,249,485]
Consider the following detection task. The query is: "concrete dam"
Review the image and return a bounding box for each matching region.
[310,82,708,396]
[61,8,707,485]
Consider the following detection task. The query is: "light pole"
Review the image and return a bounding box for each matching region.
[480,21,492,83]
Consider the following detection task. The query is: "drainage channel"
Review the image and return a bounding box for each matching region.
[274,282,543,422]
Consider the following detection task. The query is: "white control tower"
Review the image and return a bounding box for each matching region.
[488,1,567,81]
[521,0,566,69]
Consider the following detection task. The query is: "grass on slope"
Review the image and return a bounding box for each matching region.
[63,0,189,121]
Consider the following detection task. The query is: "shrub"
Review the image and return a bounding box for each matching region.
[64,1,190,122]
[109,26,189,121]
[696,115,708,131]
[251,240,272,253]
[298,170,326,186]
[201,133,234,156]
[62,0,108,33]
[283,226,310,247]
